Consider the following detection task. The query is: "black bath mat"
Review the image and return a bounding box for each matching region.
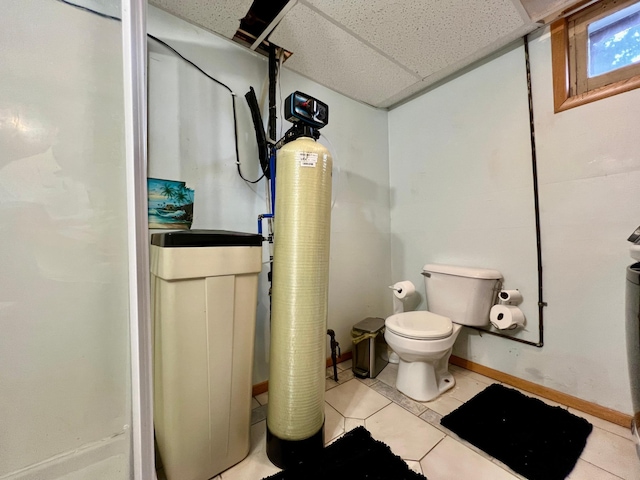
[262,426,426,480]
[440,383,592,480]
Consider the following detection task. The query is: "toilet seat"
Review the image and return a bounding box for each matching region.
[386,311,453,340]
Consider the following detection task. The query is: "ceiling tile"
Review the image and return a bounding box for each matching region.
[149,0,253,38]
[379,22,538,108]
[519,0,579,22]
[269,3,421,107]
[302,0,531,78]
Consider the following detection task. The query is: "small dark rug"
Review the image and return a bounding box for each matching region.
[262,426,426,480]
[440,383,592,480]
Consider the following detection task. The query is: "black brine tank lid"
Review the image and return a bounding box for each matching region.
[150,229,263,248]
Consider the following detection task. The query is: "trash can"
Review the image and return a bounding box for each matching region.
[352,317,388,379]
[625,261,640,458]
[150,230,263,480]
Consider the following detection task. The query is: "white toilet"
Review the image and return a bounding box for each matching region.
[384,264,502,401]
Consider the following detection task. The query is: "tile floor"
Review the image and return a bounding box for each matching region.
[159,361,640,480]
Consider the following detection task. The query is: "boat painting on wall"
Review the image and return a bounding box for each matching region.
[148,178,194,229]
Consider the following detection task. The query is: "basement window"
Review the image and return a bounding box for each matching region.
[551,0,640,112]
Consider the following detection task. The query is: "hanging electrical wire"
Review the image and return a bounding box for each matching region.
[55,0,264,184]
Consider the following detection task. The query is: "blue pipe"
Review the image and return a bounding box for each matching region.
[258,214,273,236]
[257,149,278,237]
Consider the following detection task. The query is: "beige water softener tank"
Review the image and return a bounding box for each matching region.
[150,230,263,480]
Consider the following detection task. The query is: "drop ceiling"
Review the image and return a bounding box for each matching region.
[148,0,581,109]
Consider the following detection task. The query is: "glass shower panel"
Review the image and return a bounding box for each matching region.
[0,0,132,478]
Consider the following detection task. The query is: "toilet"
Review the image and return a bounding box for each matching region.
[384,264,502,402]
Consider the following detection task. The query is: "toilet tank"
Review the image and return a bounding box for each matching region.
[423,264,502,327]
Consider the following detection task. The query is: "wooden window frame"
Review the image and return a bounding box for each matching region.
[551,0,640,113]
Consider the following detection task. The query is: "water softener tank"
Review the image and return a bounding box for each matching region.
[267,135,332,467]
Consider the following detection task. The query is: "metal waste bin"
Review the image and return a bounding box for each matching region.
[626,261,640,458]
[352,317,388,379]
[150,230,263,480]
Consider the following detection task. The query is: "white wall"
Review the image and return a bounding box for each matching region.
[146,6,391,384]
[389,29,640,413]
[0,0,130,478]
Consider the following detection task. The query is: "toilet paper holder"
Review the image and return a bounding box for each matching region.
[389,280,416,314]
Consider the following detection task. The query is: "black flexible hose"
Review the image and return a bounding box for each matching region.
[245,87,270,179]
[268,46,278,143]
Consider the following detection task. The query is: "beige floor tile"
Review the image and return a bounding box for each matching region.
[452,364,566,408]
[325,376,339,390]
[567,459,625,480]
[251,404,267,425]
[325,402,345,443]
[420,436,519,480]
[448,364,495,383]
[220,421,280,480]
[580,426,640,479]
[405,460,423,475]
[568,408,634,441]
[376,363,398,387]
[251,397,260,409]
[325,379,391,419]
[419,408,443,427]
[344,417,365,432]
[325,432,344,446]
[326,367,339,379]
[369,380,429,416]
[357,375,379,386]
[365,403,445,461]
[449,364,469,379]
[337,359,352,371]
[448,374,494,403]
[422,394,463,416]
[462,370,495,385]
[255,392,268,405]
[335,368,355,384]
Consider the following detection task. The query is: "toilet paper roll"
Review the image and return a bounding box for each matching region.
[498,289,523,305]
[490,305,525,330]
[390,280,415,300]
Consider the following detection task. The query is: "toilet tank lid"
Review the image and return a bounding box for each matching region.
[423,264,502,280]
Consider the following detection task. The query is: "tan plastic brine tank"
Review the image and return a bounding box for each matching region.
[150,230,263,480]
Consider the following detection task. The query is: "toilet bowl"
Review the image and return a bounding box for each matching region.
[384,264,502,402]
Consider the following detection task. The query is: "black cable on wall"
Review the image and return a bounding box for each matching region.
[55,0,264,184]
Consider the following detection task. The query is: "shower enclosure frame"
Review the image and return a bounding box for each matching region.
[121,0,155,478]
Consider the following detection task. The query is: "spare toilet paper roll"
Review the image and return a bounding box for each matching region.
[490,304,525,330]
[391,280,415,300]
[498,289,523,305]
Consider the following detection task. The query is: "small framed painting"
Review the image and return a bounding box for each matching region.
[147,178,194,229]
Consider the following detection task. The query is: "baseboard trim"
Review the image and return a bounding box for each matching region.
[326,350,353,369]
[450,355,632,428]
[252,351,353,397]
[252,380,269,397]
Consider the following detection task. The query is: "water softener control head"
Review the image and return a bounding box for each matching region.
[284,91,329,129]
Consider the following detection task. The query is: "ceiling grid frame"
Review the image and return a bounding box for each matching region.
[147,0,586,108]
